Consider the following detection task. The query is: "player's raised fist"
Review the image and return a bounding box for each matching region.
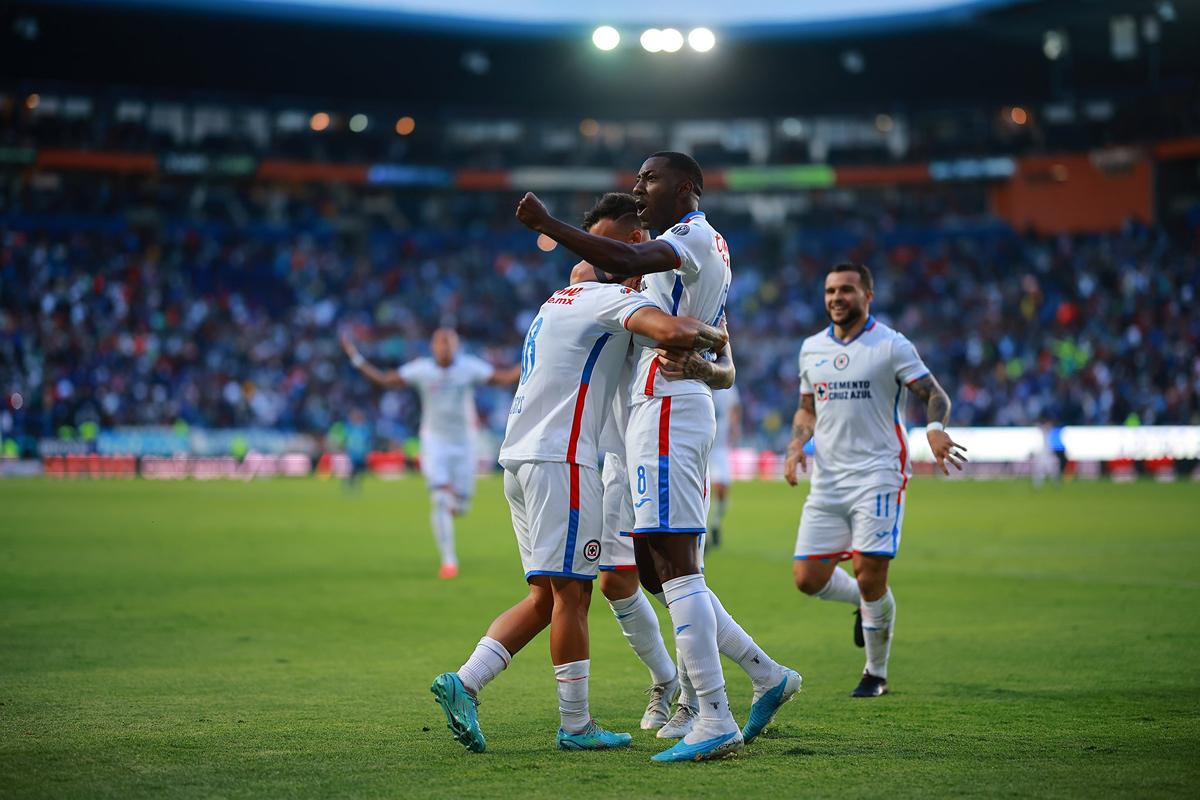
[516,192,550,231]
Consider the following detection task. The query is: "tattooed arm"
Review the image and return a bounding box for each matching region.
[654,321,735,389]
[783,391,817,486]
[907,374,967,475]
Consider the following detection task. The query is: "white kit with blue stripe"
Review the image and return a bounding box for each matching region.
[499,282,658,580]
[793,317,930,561]
[626,210,731,536]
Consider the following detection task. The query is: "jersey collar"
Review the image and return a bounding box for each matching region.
[827,315,876,345]
[679,211,705,223]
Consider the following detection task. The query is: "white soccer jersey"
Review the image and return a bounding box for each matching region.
[798,317,930,495]
[397,354,495,443]
[712,385,741,451]
[633,211,731,401]
[598,344,635,459]
[499,283,658,469]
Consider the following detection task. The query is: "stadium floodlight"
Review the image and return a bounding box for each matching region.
[592,25,620,51]
[395,116,415,136]
[349,114,368,133]
[660,28,683,53]
[640,28,663,53]
[1043,29,1067,61]
[688,27,715,52]
[309,112,330,132]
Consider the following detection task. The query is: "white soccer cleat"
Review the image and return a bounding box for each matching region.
[655,703,697,739]
[640,678,680,730]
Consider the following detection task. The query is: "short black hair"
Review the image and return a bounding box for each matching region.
[648,151,704,196]
[582,192,640,231]
[828,262,874,293]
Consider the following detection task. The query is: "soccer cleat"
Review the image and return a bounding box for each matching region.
[438,563,459,580]
[651,730,743,762]
[853,608,865,648]
[851,672,888,698]
[640,678,680,730]
[656,703,697,739]
[742,668,802,744]
[430,672,486,752]
[556,720,633,751]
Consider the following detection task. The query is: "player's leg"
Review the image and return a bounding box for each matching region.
[422,442,458,577]
[432,467,548,752]
[848,486,904,697]
[707,446,731,547]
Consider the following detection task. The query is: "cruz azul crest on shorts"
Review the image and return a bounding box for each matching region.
[834,353,850,370]
[583,540,601,562]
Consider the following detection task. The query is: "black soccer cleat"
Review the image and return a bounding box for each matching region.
[853,608,865,648]
[851,672,888,698]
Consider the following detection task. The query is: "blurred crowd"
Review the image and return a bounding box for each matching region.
[1,174,1198,455]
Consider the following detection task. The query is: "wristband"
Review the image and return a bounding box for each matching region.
[927,421,945,432]
[350,353,365,368]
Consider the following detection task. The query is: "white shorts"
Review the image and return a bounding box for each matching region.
[600,452,636,571]
[626,394,714,535]
[504,461,603,581]
[709,446,732,486]
[421,440,476,508]
[794,484,906,561]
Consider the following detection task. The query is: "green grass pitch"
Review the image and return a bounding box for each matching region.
[1,477,1198,798]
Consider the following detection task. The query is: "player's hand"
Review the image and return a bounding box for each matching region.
[783,445,807,486]
[928,429,968,476]
[340,332,357,359]
[516,192,551,232]
[655,348,709,381]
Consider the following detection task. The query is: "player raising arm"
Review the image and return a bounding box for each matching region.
[341,328,520,578]
[784,262,965,699]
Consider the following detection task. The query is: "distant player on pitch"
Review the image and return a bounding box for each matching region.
[706,385,741,548]
[785,262,966,697]
[341,329,520,578]
[430,254,727,754]
[517,152,800,762]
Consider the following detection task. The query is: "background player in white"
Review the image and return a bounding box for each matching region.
[707,385,742,549]
[340,329,520,579]
[430,262,726,754]
[517,152,800,762]
[784,263,966,697]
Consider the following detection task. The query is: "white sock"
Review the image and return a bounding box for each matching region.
[861,588,896,679]
[709,589,782,690]
[675,651,696,711]
[431,490,457,566]
[456,636,510,695]
[815,568,861,605]
[554,659,591,734]
[663,574,736,740]
[609,591,676,686]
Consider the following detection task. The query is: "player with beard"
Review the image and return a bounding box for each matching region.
[784,263,966,697]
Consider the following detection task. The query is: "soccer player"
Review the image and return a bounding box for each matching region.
[784,262,967,697]
[569,193,737,733]
[517,152,800,762]
[430,256,727,754]
[341,329,520,578]
[706,385,742,548]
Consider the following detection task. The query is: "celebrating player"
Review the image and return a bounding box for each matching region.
[706,385,741,548]
[341,329,520,578]
[517,152,800,762]
[569,193,736,733]
[430,251,727,753]
[784,262,966,697]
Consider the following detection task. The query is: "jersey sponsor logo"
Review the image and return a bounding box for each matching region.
[583,539,601,562]
[547,286,584,305]
[670,224,690,236]
[818,380,873,400]
[834,353,850,370]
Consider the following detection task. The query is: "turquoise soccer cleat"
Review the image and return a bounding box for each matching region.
[556,720,634,751]
[651,729,743,762]
[430,672,486,753]
[741,668,802,744]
